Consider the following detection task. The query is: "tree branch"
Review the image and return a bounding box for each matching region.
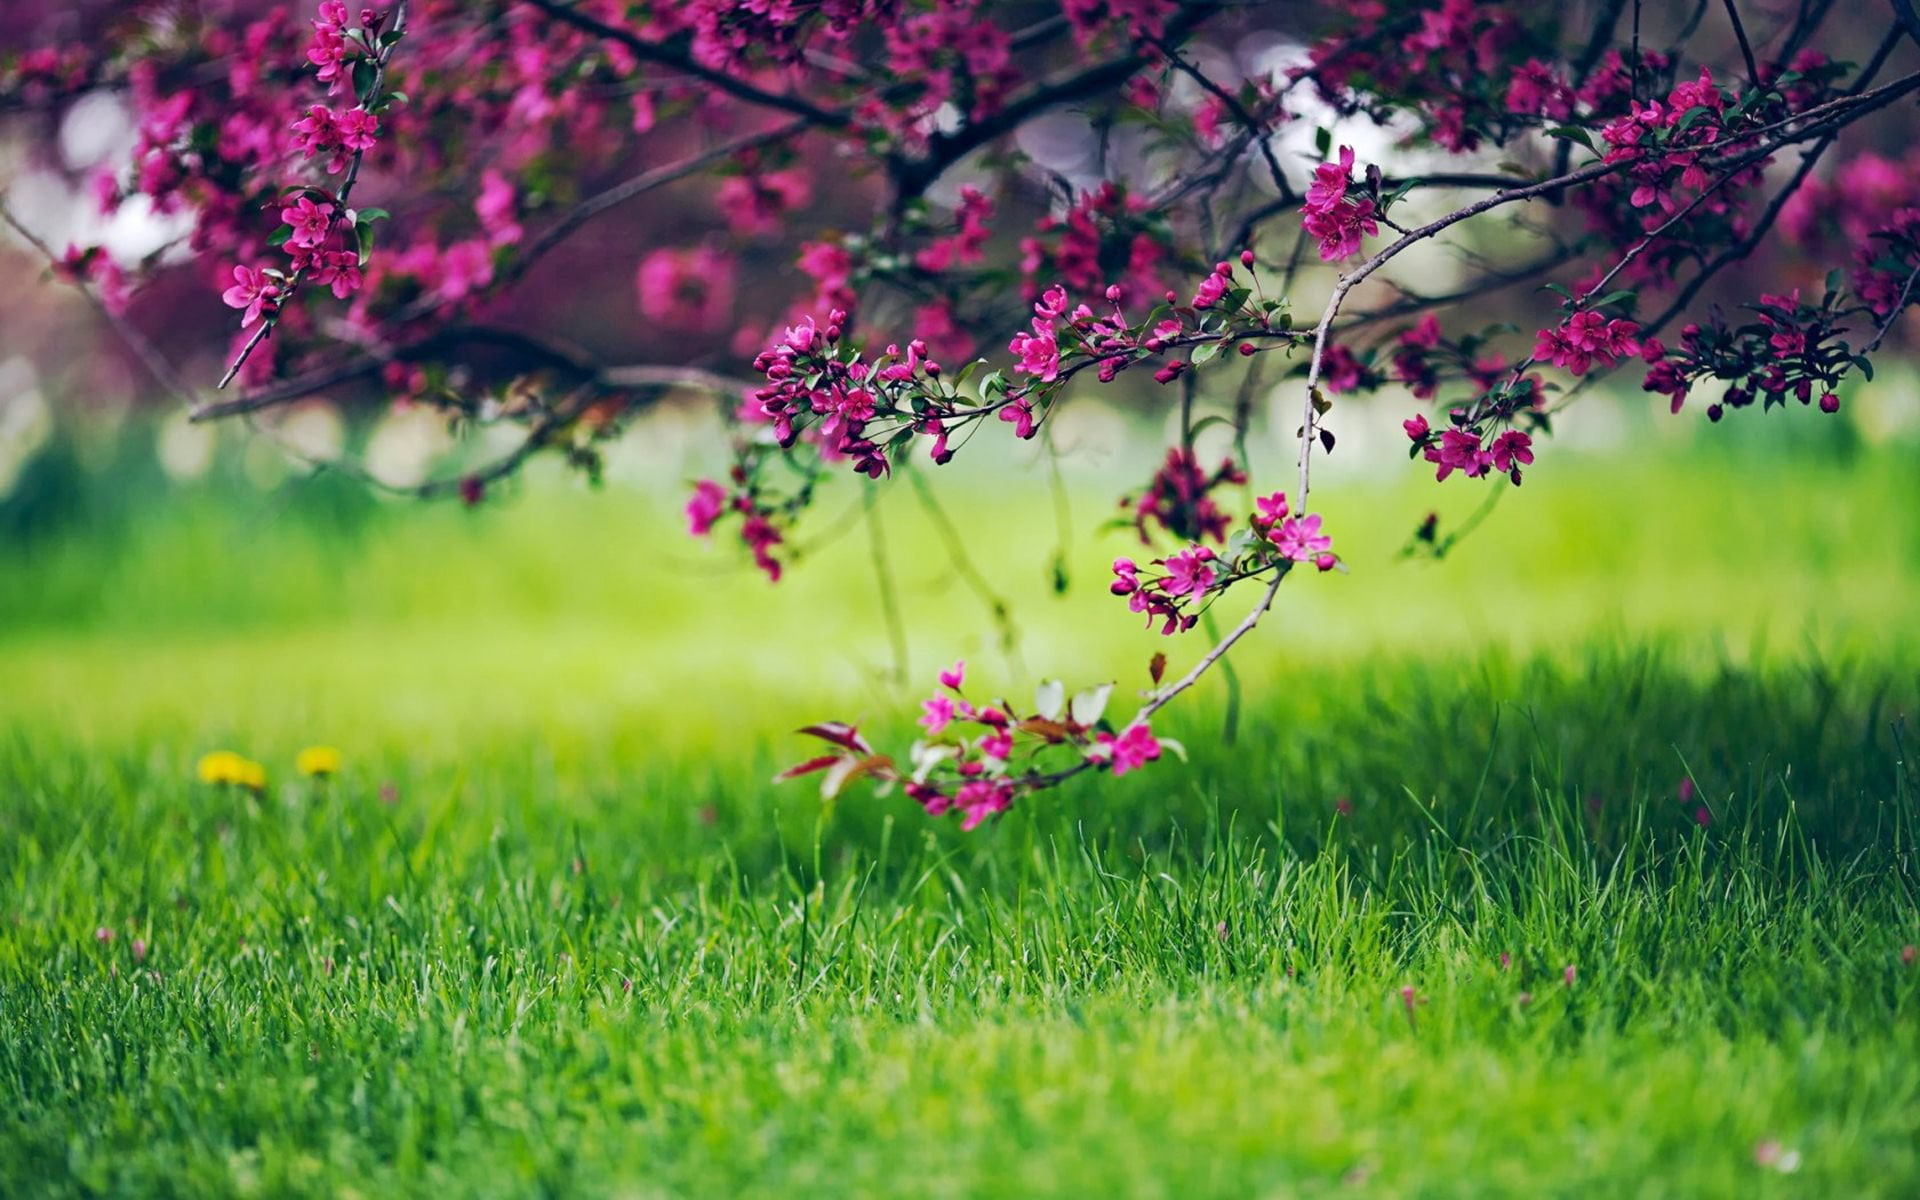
[518,0,848,127]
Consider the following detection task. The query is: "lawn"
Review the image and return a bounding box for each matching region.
[1,418,1917,1197]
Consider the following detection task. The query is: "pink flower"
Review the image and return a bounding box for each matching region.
[1305,145,1355,214]
[1301,146,1378,262]
[1402,315,1443,349]
[636,245,737,334]
[279,196,334,250]
[94,926,114,943]
[475,169,523,246]
[685,479,726,536]
[955,779,1012,831]
[1161,546,1216,598]
[717,168,812,237]
[1506,60,1571,119]
[1273,514,1331,562]
[220,263,281,327]
[1489,431,1533,475]
[1321,343,1368,393]
[334,107,379,153]
[920,694,956,735]
[938,660,965,691]
[1254,491,1289,530]
[292,104,338,158]
[1191,261,1233,308]
[1403,413,1431,441]
[1009,321,1059,381]
[979,729,1013,760]
[1424,428,1491,481]
[304,249,363,300]
[1534,312,1641,376]
[1088,722,1162,776]
[436,240,495,302]
[998,398,1037,439]
[1562,963,1576,987]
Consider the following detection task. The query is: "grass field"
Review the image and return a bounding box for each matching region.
[1,417,1918,1196]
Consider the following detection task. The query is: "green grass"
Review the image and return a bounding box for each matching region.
[1,423,1918,1196]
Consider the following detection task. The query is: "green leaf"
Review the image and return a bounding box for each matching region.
[352,59,379,106]
[266,225,293,249]
[1544,125,1595,151]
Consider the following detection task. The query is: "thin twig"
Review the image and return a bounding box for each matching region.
[520,0,846,127]
[0,198,200,406]
[1722,0,1762,85]
[218,0,411,390]
[1134,568,1286,722]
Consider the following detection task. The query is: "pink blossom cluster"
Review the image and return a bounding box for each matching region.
[1110,493,1335,634]
[1111,547,1216,635]
[1301,0,1534,152]
[1779,152,1920,320]
[779,660,1169,832]
[1597,68,1730,216]
[1403,416,1535,484]
[1129,448,1245,544]
[1018,183,1170,305]
[914,186,995,274]
[291,103,380,173]
[685,473,785,582]
[1383,316,1511,402]
[636,245,738,334]
[1301,146,1378,263]
[305,2,368,96]
[1251,492,1336,568]
[1532,311,1643,377]
[1642,289,1859,420]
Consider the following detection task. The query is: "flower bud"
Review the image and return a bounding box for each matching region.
[1819,392,1839,413]
[1240,249,1255,268]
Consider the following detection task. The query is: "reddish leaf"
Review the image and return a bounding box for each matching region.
[795,722,872,754]
[774,754,843,782]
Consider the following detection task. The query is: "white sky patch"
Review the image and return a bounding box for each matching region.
[9,95,196,268]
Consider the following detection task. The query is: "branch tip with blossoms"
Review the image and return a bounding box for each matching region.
[216,0,409,391]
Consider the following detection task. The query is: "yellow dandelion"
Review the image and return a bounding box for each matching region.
[295,745,342,778]
[195,750,246,785]
[235,758,268,792]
